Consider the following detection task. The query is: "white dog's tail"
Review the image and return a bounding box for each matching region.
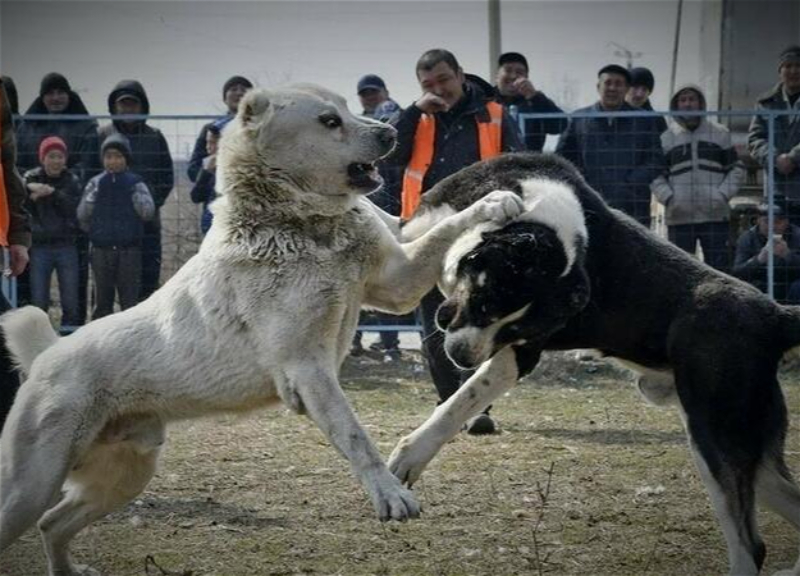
[0,306,59,376]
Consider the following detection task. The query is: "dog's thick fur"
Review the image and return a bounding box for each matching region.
[0,85,524,576]
[389,153,800,576]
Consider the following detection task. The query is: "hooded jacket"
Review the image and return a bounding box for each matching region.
[16,86,101,184]
[748,82,800,201]
[97,80,174,213]
[651,84,745,226]
[388,75,522,194]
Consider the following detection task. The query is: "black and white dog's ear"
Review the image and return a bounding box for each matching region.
[239,90,272,130]
[557,264,591,314]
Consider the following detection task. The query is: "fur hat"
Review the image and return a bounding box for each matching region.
[222,76,253,100]
[39,72,71,97]
[498,52,529,72]
[778,45,800,70]
[598,64,631,84]
[629,67,655,92]
[38,136,67,163]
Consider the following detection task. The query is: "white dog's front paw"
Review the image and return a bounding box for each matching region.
[368,473,421,522]
[388,432,437,488]
[469,190,525,226]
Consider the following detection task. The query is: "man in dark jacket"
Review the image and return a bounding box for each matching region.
[625,66,668,134]
[187,75,253,184]
[556,64,664,227]
[16,73,101,316]
[16,73,101,183]
[733,198,800,303]
[99,80,174,302]
[389,48,522,434]
[0,76,32,431]
[493,51,566,152]
[749,45,800,215]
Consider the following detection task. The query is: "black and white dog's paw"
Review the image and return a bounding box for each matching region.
[388,431,439,488]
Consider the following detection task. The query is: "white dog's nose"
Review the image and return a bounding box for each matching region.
[376,125,397,152]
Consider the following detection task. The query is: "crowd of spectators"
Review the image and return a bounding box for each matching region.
[3,45,799,355]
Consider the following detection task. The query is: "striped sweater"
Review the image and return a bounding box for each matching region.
[651,118,745,226]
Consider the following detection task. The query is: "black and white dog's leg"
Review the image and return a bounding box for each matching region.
[680,378,766,576]
[279,362,420,522]
[687,435,763,576]
[388,346,519,487]
[757,455,800,576]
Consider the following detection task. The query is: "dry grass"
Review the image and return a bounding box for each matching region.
[2,351,799,576]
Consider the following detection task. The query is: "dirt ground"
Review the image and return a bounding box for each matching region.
[2,351,799,576]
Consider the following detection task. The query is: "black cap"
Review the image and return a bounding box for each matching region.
[39,72,71,97]
[498,52,528,72]
[222,76,253,100]
[357,74,386,94]
[778,45,800,70]
[758,195,788,216]
[114,91,141,105]
[598,64,631,84]
[629,67,655,91]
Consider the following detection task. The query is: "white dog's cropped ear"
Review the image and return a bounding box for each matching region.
[239,90,272,129]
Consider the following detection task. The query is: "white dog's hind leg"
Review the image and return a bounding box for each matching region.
[39,414,164,576]
[0,389,79,554]
[388,346,519,487]
[278,363,419,522]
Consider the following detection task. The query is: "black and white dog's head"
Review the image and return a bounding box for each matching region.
[436,177,591,369]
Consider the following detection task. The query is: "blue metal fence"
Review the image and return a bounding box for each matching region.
[5,107,797,332]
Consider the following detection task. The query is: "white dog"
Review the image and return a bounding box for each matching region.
[0,85,524,576]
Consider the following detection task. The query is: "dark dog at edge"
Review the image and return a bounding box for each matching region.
[388,153,800,576]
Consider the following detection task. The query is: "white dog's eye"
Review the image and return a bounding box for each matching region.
[320,114,342,129]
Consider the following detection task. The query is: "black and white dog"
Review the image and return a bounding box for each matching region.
[388,153,800,576]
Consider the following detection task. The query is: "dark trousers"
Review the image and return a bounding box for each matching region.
[353,311,402,350]
[76,232,90,325]
[420,288,476,403]
[139,224,162,302]
[668,221,730,272]
[92,246,142,319]
[0,293,20,433]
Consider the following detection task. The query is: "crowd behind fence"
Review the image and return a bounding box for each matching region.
[7,107,798,334]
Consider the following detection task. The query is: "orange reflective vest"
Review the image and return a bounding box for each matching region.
[0,88,10,247]
[401,101,504,220]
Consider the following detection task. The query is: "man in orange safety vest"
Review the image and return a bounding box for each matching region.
[388,48,522,435]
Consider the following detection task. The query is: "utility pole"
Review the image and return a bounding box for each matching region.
[669,0,684,96]
[488,0,501,77]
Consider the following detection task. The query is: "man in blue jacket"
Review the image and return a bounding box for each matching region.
[556,64,664,227]
[749,45,800,218]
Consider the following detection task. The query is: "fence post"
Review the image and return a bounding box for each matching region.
[766,111,776,299]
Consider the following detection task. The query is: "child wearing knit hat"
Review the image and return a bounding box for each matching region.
[22,135,84,329]
[77,134,155,319]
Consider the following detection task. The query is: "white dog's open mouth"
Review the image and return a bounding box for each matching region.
[347,162,382,191]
